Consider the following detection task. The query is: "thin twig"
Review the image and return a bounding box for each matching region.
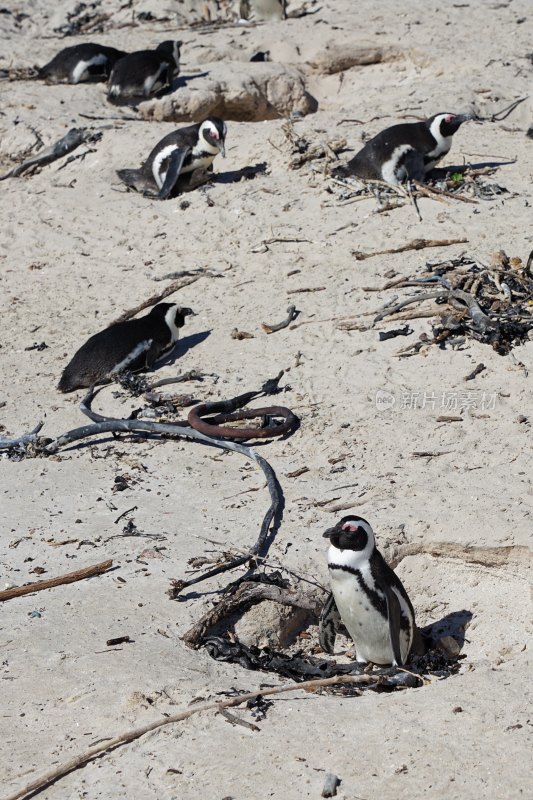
[352,238,468,261]
[112,275,203,324]
[0,560,113,602]
[4,675,376,800]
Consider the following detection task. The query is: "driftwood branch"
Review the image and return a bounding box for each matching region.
[0,129,100,180]
[352,238,468,261]
[0,560,113,602]
[384,541,532,572]
[4,675,376,800]
[261,305,299,334]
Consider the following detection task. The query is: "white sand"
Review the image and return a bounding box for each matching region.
[1,1,531,798]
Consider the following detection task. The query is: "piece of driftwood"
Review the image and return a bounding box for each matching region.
[0,560,113,602]
[112,275,203,324]
[384,542,533,572]
[0,129,101,179]
[261,305,299,333]
[3,675,378,800]
[352,238,468,261]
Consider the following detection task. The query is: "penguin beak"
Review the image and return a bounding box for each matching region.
[182,307,196,317]
[456,113,474,125]
[217,140,226,158]
[322,527,339,539]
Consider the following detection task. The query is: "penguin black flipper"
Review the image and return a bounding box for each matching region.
[375,573,404,666]
[318,592,342,654]
[157,146,191,200]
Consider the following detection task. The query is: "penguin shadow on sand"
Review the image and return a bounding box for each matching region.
[157,329,211,368]
[431,159,516,178]
[214,162,269,184]
[421,608,473,651]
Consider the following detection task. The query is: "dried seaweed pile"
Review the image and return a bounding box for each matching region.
[202,635,460,690]
[368,250,533,354]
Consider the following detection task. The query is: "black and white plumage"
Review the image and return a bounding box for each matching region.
[107,40,181,103]
[117,117,227,200]
[38,43,127,84]
[58,304,194,393]
[335,113,472,185]
[319,515,423,666]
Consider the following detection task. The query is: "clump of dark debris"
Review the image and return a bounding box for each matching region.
[115,371,152,396]
[364,250,533,355]
[203,634,461,691]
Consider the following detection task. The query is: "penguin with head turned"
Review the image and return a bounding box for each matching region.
[107,41,181,103]
[38,43,127,84]
[334,113,473,185]
[117,117,227,200]
[58,304,194,393]
[319,515,425,666]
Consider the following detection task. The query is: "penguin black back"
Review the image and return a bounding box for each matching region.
[39,43,127,84]
[58,304,194,393]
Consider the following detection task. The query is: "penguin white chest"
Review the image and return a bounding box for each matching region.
[328,568,394,664]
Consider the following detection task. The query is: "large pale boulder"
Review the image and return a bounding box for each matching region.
[139,61,317,122]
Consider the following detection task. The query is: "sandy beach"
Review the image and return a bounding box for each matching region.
[1,1,532,798]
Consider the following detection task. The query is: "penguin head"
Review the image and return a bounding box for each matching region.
[323,515,375,553]
[200,117,227,158]
[428,112,473,139]
[156,40,182,67]
[148,304,195,342]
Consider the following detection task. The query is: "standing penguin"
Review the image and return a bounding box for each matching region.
[334,113,472,185]
[320,515,424,666]
[38,43,127,84]
[107,41,181,103]
[58,304,194,393]
[117,117,227,200]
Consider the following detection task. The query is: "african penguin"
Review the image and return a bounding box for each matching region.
[117,117,227,200]
[334,113,473,185]
[320,515,424,666]
[107,40,181,103]
[38,43,127,84]
[58,304,194,393]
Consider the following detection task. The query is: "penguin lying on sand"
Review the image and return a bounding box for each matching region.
[117,117,227,200]
[58,304,194,393]
[39,43,127,84]
[319,515,425,666]
[107,41,181,103]
[334,113,472,185]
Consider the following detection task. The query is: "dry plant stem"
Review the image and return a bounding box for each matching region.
[112,275,202,324]
[413,181,478,205]
[353,238,468,261]
[0,560,113,602]
[4,675,375,800]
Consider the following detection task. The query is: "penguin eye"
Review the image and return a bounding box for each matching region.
[444,114,455,123]
[342,523,360,533]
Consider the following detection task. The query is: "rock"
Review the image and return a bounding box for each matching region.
[308,43,400,74]
[139,62,317,122]
[234,599,314,649]
[436,635,461,658]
